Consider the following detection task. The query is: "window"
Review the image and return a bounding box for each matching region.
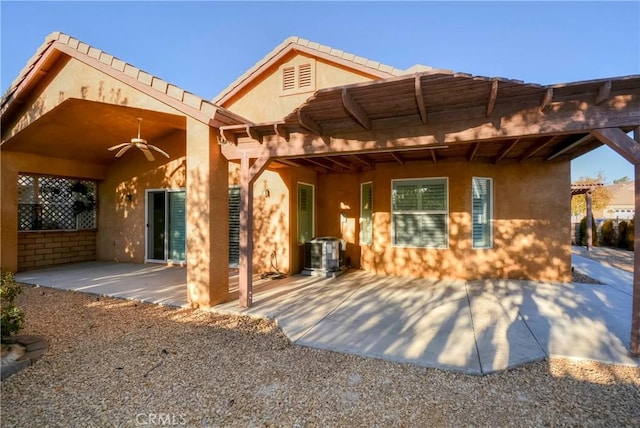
[297,183,314,244]
[281,62,315,94]
[360,182,373,245]
[392,178,448,248]
[17,174,97,231]
[472,177,493,249]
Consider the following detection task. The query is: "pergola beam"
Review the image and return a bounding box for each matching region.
[632,126,640,355]
[297,109,322,135]
[592,127,640,164]
[486,80,498,117]
[415,76,428,124]
[342,88,371,130]
[246,125,262,143]
[274,122,289,141]
[540,88,554,112]
[595,81,612,105]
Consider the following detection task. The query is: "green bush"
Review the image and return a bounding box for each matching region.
[600,219,616,247]
[1,272,25,339]
[618,221,628,249]
[579,216,598,247]
[627,220,635,251]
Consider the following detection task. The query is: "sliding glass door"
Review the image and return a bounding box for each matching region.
[146,189,186,263]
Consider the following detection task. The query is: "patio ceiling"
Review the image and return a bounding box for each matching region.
[1,99,186,164]
[220,71,640,171]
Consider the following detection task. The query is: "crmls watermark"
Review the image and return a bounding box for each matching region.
[135,413,187,426]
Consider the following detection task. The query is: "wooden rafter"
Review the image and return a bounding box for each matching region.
[595,81,612,105]
[468,143,480,162]
[431,150,437,163]
[486,80,498,117]
[540,88,553,112]
[390,152,404,165]
[297,109,322,135]
[276,158,301,167]
[519,135,558,162]
[325,156,354,170]
[414,75,428,124]
[246,125,262,143]
[350,154,373,167]
[219,128,237,145]
[493,138,519,164]
[342,88,371,130]
[305,158,335,171]
[274,122,289,141]
[546,134,593,160]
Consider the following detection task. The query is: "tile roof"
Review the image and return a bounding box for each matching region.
[1,32,248,126]
[212,36,433,105]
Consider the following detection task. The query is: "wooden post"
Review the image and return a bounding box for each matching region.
[239,152,254,308]
[586,189,593,251]
[238,153,270,308]
[631,128,640,355]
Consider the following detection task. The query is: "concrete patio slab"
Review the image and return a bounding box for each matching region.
[15,262,189,307]
[13,258,640,375]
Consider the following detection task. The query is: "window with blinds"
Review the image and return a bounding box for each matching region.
[281,63,315,94]
[472,177,493,249]
[360,182,373,245]
[298,183,314,244]
[392,178,448,248]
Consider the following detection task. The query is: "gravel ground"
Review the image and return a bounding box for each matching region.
[2,285,639,427]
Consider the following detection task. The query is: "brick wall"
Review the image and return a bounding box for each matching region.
[17,230,97,271]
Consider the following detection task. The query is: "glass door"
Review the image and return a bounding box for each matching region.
[146,189,186,262]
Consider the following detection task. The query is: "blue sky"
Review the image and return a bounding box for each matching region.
[2,1,639,182]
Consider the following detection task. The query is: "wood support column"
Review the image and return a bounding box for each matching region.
[585,190,593,251]
[632,128,640,355]
[239,152,270,308]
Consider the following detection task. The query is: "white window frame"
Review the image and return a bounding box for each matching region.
[360,181,373,245]
[391,177,449,249]
[471,177,494,249]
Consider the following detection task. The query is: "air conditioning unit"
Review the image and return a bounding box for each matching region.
[302,237,347,277]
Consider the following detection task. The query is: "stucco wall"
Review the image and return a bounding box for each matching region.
[223,52,378,122]
[313,160,571,282]
[96,130,186,263]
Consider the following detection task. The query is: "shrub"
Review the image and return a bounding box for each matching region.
[618,221,628,249]
[627,219,635,251]
[600,219,616,247]
[579,216,598,247]
[1,272,25,339]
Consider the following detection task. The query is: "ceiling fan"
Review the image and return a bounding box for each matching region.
[108,118,169,161]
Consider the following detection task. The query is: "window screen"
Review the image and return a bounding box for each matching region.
[472,177,493,249]
[360,182,373,245]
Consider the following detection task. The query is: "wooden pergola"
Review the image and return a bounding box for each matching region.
[219,69,640,355]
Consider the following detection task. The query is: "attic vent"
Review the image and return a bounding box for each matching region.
[281,61,315,94]
[298,64,312,88]
[282,67,296,91]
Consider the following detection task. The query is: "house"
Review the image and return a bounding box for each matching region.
[598,181,635,220]
[1,32,639,354]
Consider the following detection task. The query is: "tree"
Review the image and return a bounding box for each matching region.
[613,176,631,184]
[571,173,611,217]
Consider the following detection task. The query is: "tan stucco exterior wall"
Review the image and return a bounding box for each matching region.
[314,160,571,282]
[223,52,378,122]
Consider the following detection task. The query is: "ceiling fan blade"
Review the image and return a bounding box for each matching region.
[108,142,130,151]
[115,145,132,158]
[139,145,155,162]
[148,144,170,158]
